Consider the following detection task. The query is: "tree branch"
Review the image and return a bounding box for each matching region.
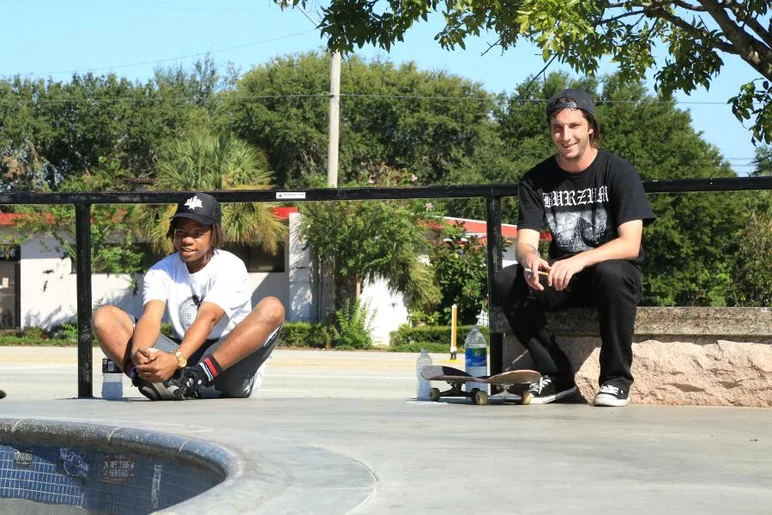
[671,0,707,12]
[599,10,646,25]
[481,36,503,57]
[698,0,772,79]
[718,0,772,49]
[647,5,735,53]
[524,54,559,90]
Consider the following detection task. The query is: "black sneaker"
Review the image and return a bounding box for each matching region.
[131,370,186,401]
[177,366,210,399]
[526,375,577,405]
[594,383,631,407]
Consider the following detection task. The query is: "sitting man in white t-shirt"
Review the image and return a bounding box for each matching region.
[92,192,285,400]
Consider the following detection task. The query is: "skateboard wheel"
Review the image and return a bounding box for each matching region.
[521,391,532,405]
[429,388,441,402]
[474,391,488,405]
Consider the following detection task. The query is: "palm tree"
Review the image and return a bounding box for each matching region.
[135,130,286,255]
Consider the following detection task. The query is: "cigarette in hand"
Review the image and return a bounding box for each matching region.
[524,268,549,277]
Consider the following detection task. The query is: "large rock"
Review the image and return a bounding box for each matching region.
[504,336,772,407]
[499,307,772,407]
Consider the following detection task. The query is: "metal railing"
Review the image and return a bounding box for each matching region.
[1,175,770,398]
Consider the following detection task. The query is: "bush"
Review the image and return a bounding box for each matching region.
[332,299,375,350]
[388,324,490,353]
[279,322,333,349]
[0,325,86,346]
[49,322,79,341]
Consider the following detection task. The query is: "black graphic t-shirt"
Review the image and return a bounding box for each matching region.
[518,149,655,262]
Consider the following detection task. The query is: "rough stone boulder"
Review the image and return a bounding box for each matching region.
[497,307,772,407]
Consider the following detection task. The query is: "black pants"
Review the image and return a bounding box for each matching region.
[492,260,642,388]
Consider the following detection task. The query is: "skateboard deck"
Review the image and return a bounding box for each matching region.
[420,366,541,405]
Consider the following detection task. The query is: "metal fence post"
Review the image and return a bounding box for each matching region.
[485,196,504,378]
[75,203,93,398]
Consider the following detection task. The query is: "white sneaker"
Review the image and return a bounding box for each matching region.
[594,384,631,407]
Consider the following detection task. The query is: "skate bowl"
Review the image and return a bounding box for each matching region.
[0,418,236,514]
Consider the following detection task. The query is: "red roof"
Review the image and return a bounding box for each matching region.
[0,213,26,226]
[443,217,552,242]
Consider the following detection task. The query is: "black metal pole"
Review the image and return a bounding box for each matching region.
[75,203,93,398]
[485,196,504,379]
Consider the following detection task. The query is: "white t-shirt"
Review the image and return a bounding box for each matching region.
[143,250,252,340]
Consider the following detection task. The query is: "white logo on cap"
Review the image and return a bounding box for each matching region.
[184,196,203,210]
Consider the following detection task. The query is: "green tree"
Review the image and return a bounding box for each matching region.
[218,52,498,188]
[134,130,286,255]
[290,0,771,143]
[729,211,772,306]
[0,59,221,191]
[430,223,488,324]
[751,145,772,177]
[300,175,440,318]
[728,145,772,306]
[11,160,145,279]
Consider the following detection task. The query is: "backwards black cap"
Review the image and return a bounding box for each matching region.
[546,88,596,120]
[170,192,222,226]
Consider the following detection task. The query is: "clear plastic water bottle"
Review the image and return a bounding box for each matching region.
[101,358,123,400]
[416,349,433,400]
[464,325,488,393]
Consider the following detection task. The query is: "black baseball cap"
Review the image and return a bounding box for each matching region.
[546,88,596,120]
[171,192,222,225]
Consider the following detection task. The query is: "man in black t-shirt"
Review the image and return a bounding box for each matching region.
[492,88,655,407]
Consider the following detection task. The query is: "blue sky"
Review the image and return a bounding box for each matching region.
[0,0,764,176]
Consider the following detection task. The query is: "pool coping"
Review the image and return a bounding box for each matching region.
[0,418,243,514]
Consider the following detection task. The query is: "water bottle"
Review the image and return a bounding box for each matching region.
[101,358,123,400]
[464,325,488,393]
[415,349,433,400]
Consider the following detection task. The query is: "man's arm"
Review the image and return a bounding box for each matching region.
[136,301,226,383]
[548,219,644,291]
[516,228,551,292]
[132,300,165,366]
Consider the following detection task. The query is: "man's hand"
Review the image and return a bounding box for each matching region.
[135,349,178,383]
[131,347,155,367]
[524,257,551,291]
[547,254,588,291]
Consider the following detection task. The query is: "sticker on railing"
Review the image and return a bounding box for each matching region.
[276,192,306,200]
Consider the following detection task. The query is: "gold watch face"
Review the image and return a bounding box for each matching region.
[174,351,187,368]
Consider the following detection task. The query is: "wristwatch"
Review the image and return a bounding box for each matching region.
[173,350,188,369]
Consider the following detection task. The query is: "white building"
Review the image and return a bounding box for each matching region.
[0,211,519,344]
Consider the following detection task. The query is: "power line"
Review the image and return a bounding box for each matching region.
[0,0,273,12]
[0,94,331,105]
[0,93,753,112]
[2,29,319,78]
[0,88,740,106]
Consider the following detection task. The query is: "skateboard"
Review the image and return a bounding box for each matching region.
[420,366,541,405]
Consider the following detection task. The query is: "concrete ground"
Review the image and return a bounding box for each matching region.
[1,346,771,514]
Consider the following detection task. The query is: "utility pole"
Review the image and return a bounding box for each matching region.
[288,3,341,187]
[327,50,340,187]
